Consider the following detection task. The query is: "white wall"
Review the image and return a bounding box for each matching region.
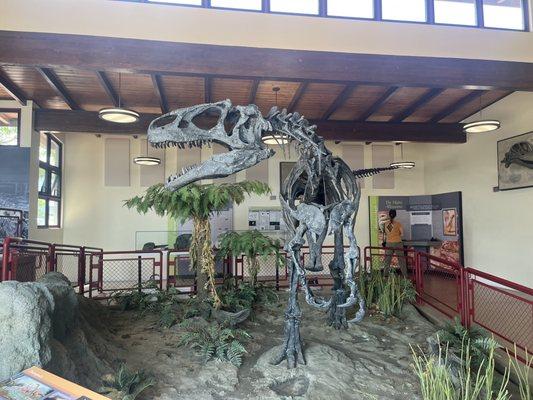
[424,91,533,286]
[61,134,425,251]
[1,0,532,62]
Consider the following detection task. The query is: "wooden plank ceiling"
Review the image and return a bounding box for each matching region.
[0,31,524,143]
[0,64,511,124]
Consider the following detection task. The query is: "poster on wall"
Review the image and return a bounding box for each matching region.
[0,147,30,239]
[442,208,457,236]
[369,192,464,265]
[497,131,533,191]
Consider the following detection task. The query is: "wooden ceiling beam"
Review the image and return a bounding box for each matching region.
[321,84,356,120]
[249,79,259,104]
[429,90,484,122]
[151,74,169,114]
[36,67,80,110]
[33,109,466,143]
[96,71,119,107]
[287,82,308,112]
[2,31,532,91]
[0,69,27,106]
[204,77,212,103]
[390,88,445,122]
[357,86,398,122]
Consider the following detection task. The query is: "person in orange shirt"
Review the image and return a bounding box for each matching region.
[382,209,407,277]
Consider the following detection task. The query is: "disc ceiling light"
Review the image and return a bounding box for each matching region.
[98,73,140,124]
[134,136,161,166]
[463,93,500,134]
[262,87,289,145]
[390,143,415,169]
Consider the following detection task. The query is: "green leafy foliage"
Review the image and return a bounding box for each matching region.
[103,364,155,400]
[359,270,416,317]
[124,181,271,223]
[437,317,495,372]
[178,320,251,366]
[508,345,532,400]
[218,230,283,287]
[216,280,278,312]
[158,304,179,328]
[411,337,510,400]
[124,181,271,305]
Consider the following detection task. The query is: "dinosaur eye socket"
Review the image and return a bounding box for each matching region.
[153,114,177,128]
[192,107,221,130]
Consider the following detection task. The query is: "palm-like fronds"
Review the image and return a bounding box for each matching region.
[178,320,251,366]
[124,181,271,222]
[125,181,271,306]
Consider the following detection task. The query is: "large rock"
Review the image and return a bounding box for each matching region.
[0,281,54,381]
[0,273,115,389]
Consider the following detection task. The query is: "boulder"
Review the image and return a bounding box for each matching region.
[38,272,79,341]
[0,281,54,381]
[0,273,115,390]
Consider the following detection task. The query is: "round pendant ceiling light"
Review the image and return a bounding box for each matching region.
[262,86,289,145]
[98,73,140,124]
[134,136,161,166]
[462,93,500,134]
[262,134,290,145]
[390,161,415,169]
[462,120,500,134]
[390,143,415,170]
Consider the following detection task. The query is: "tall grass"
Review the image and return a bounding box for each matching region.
[508,345,532,400]
[412,336,511,400]
[359,268,416,317]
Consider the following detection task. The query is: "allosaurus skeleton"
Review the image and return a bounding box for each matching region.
[147,100,403,368]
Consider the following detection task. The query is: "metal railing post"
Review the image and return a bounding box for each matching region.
[48,243,56,272]
[78,247,86,295]
[1,237,12,281]
[137,255,142,293]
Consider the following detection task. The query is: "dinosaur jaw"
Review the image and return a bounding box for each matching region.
[147,100,275,190]
[165,147,274,190]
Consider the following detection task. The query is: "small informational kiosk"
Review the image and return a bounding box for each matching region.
[369,192,464,265]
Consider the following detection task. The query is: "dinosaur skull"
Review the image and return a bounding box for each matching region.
[147,100,275,190]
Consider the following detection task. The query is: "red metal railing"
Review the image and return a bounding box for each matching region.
[2,236,531,362]
[364,245,532,363]
[464,267,533,360]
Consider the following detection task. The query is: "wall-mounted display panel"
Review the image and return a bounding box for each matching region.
[497,131,533,191]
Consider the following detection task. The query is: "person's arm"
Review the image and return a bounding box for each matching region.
[399,222,404,239]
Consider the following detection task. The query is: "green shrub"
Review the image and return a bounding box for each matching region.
[217,230,283,288]
[217,281,278,312]
[103,364,155,400]
[508,345,532,400]
[158,304,179,328]
[178,320,251,366]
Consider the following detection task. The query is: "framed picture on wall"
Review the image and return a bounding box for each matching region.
[442,208,457,236]
[279,162,296,193]
[497,131,533,191]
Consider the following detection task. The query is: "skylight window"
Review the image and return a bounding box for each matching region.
[327,0,374,18]
[147,0,201,4]
[483,0,524,30]
[270,0,320,15]
[382,0,427,22]
[434,0,477,26]
[211,0,262,10]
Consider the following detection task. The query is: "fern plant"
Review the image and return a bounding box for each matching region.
[102,364,155,400]
[178,320,251,366]
[125,181,271,308]
[437,317,495,372]
[218,230,283,288]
